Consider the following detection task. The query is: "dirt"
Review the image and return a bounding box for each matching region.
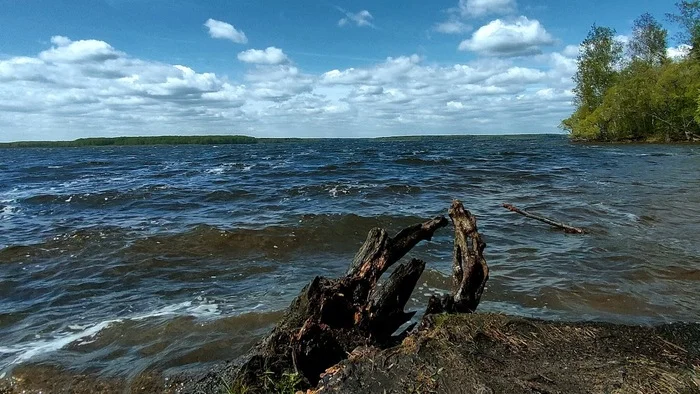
[314,313,700,394]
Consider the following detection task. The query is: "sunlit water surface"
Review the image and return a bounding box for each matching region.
[0,135,698,379]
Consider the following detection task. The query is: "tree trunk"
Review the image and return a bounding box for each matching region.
[217,215,449,391]
[187,201,493,393]
[427,201,490,314]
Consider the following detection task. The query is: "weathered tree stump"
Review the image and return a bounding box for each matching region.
[195,200,489,393]
[427,200,489,314]
[224,215,448,392]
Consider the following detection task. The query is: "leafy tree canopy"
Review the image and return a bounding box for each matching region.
[563,4,700,142]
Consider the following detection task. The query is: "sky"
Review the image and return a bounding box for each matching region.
[0,0,686,141]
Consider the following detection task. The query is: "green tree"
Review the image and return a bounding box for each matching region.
[596,62,659,140]
[564,25,623,140]
[572,25,624,112]
[650,61,700,141]
[667,1,700,59]
[628,13,668,66]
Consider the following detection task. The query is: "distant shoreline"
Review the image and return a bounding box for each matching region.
[0,134,564,148]
[3,134,697,149]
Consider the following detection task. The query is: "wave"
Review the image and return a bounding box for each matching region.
[0,300,277,372]
[284,182,425,198]
[0,214,439,263]
[204,162,255,175]
[128,214,434,257]
[0,204,18,218]
[20,185,173,207]
[393,157,454,166]
[203,190,254,202]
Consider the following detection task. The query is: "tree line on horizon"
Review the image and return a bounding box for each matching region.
[0,135,260,148]
[562,1,700,142]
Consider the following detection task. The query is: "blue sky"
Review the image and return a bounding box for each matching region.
[0,0,685,141]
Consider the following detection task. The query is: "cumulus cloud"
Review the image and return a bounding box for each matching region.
[40,36,123,63]
[337,9,374,28]
[459,17,555,56]
[614,34,630,46]
[0,36,578,141]
[667,44,691,60]
[562,45,580,58]
[237,47,289,65]
[204,18,248,44]
[459,0,516,17]
[434,20,471,34]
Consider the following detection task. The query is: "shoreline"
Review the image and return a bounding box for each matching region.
[1,313,698,393]
[0,134,564,149]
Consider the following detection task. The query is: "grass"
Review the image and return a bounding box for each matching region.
[262,371,302,394]
[219,376,249,394]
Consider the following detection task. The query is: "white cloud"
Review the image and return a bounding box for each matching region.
[614,34,630,45]
[40,36,123,63]
[447,101,465,109]
[50,36,72,46]
[562,45,580,58]
[459,17,555,56]
[0,36,578,141]
[338,9,374,28]
[434,20,471,34]
[459,0,516,17]
[484,66,546,85]
[238,47,289,65]
[204,19,248,44]
[667,44,691,60]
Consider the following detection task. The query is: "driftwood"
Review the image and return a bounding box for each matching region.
[502,203,586,234]
[427,201,489,314]
[197,201,490,393]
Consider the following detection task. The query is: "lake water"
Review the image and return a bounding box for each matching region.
[0,135,698,381]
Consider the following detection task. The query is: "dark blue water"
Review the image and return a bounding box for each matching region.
[0,135,699,380]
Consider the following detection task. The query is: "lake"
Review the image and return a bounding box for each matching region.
[0,135,698,381]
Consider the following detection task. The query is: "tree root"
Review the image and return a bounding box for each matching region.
[196,200,494,393]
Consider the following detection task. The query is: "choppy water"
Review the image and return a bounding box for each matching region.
[0,135,699,381]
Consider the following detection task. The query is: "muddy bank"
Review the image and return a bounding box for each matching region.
[315,313,700,394]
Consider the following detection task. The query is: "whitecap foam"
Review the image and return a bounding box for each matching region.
[0,319,118,367]
[0,299,222,371]
[206,166,225,175]
[0,205,19,218]
[592,203,640,222]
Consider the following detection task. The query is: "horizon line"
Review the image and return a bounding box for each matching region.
[0,132,567,144]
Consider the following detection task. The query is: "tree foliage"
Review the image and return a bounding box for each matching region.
[563,5,700,142]
[628,13,668,66]
[0,135,259,148]
[572,25,623,113]
[667,1,700,59]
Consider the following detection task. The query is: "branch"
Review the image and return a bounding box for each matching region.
[346,216,448,285]
[502,203,586,234]
[367,259,425,340]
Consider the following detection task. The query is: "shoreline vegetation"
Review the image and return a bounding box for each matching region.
[563,2,700,143]
[0,134,556,148]
[2,133,700,149]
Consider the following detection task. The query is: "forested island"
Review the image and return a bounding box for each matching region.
[563,1,700,142]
